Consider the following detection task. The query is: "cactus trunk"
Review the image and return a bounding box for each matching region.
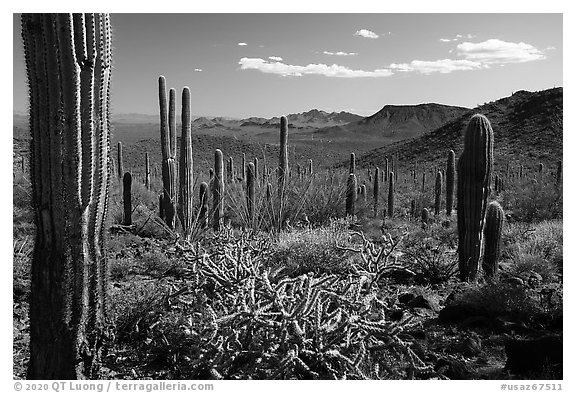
[178,87,193,239]
[123,172,132,225]
[346,173,357,216]
[145,152,151,190]
[446,150,455,216]
[434,171,443,215]
[198,182,209,229]
[278,116,289,198]
[213,149,224,231]
[373,167,380,217]
[247,162,256,224]
[482,201,504,279]
[388,172,394,218]
[158,76,177,228]
[457,114,494,282]
[23,13,112,379]
[117,141,124,181]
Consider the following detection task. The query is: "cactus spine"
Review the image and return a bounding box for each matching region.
[246,162,256,223]
[198,182,209,229]
[117,141,124,180]
[446,150,455,216]
[457,114,494,282]
[278,116,289,198]
[388,172,394,218]
[346,173,357,216]
[482,201,504,279]
[22,13,112,379]
[434,171,443,215]
[213,149,224,231]
[178,87,193,239]
[373,167,380,217]
[145,152,151,190]
[123,172,132,225]
[158,76,177,228]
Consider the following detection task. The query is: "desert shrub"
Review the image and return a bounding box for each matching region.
[501,177,562,222]
[266,218,360,276]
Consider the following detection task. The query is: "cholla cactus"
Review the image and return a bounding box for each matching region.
[22,13,112,379]
[482,201,504,279]
[346,173,357,216]
[457,114,494,282]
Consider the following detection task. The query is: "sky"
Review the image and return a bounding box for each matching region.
[12,13,562,118]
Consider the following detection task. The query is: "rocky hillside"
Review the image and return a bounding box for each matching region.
[354,87,563,173]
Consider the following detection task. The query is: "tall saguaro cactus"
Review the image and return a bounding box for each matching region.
[349,153,356,174]
[178,87,193,239]
[434,171,443,215]
[198,182,209,229]
[388,172,394,218]
[22,13,112,379]
[117,141,124,180]
[278,116,289,198]
[373,167,380,217]
[457,114,494,282]
[446,150,455,216]
[158,76,177,228]
[213,149,225,231]
[346,173,357,216]
[145,152,151,190]
[123,172,132,225]
[247,162,256,223]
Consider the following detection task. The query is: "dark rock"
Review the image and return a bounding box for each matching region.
[435,357,474,379]
[438,303,490,323]
[459,334,482,356]
[407,294,440,312]
[505,335,562,377]
[389,309,404,321]
[398,293,417,305]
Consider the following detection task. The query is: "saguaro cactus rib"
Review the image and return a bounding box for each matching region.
[23,13,112,379]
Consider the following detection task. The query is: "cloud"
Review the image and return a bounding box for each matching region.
[440,34,476,42]
[237,42,248,46]
[268,56,283,61]
[440,38,457,42]
[354,29,379,39]
[323,51,358,56]
[238,57,392,78]
[390,59,484,74]
[456,39,545,64]
[194,68,203,72]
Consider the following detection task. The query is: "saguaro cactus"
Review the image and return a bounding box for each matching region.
[349,153,356,174]
[421,208,430,227]
[373,167,380,217]
[482,201,504,279]
[178,87,193,239]
[242,153,247,181]
[227,156,234,183]
[388,172,394,218]
[117,141,124,180]
[145,152,151,190]
[278,116,289,197]
[556,160,562,187]
[384,157,389,181]
[246,162,256,223]
[159,76,177,228]
[198,182,209,229]
[421,172,426,193]
[457,114,494,282]
[123,172,132,225]
[254,157,259,184]
[308,159,313,176]
[213,149,224,231]
[434,171,443,215]
[22,13,112,379]
[446,150,455,216]
[346,173,357,216]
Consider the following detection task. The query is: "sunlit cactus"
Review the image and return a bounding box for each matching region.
[158,75,177,228]
[117,141,124,180]
[346,173,357,216]
[349,152,356,174]
[457,114,494,282]
[482,201,504,279]
[178,87,193,239]
[227,156,234,183]
[198,182,209,229]
[145,152,151,190]
[22,13,112,378]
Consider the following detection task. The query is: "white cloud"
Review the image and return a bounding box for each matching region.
[194,68,203,72]
[456,39,545,64]
[440,34,476,42]
[323,51,358,56]
[440,38,457,42]
[237,42,248,46]
[354,29,379,39]
[238,57,392,78]
[268,56,283,61]
[389,59,484,74]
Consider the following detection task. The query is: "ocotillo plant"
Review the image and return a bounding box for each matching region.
[246,162,256,224]
[482,201,504,279]
[446,150,455,216]
[349,153,356,174]
[278,116,289,198]
[178,87,194,239]
[373,167,380,217]
[457,114,494,282]
[198,182,209,229]
[158,76,177,228]
[213,149,224,231]
[145,152,151,190]
[388,172,394,218]
[123,172,132,225]
[434,171,442,215]
[346,173,357,216]
[22,13,112,379]
[117,141,124,181]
